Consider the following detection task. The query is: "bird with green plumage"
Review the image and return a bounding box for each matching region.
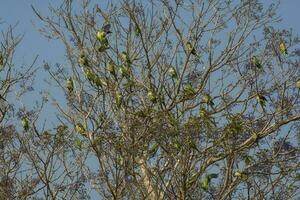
[184,82,196,97]
[202,94,214,107]
[78,54,89,67]
[250,56,262,69]
[121,51,131,64]
[0,53,3,67]
[96,30,109,46]
[74,138,82,150]
[296,79,300,89]
[75,123,86,136]
[107,62,116,75]
[256,94,267,111]
[134,25,141,36]
[279,41,288,55]
[115,92,123,108]
[186,41,197,55]
[201,173,218,191]
[168,66,177,79]
[21,116,29,132]
[66,77,74,93]
[148,142,159,158]
[119,66,130,78]
[147,90,157,103]
[83,68,96,83]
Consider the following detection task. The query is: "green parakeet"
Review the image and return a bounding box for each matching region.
[168,66,177,79]
[186,42,197,55]
[115,92,123,108]
[208,173,218,180]
[119,66,130,78]
[0,53,3,66]
[121,51,131,64]
[134,25,141,36]
[21,116,29,132]
[256,94,267,111]
[234,170,247,179]
[296,79,300,89]
[74,138,82,150]
[147,91,157,103]
[97,45,109,52]
[84,69,96,83]
[250,56,262,69]
[75,123,86,135]
[202,94,214,107]
[148,142,159,158]
[280,42,288,55]
[117,155,124,166]
[67,77,74,93]
[184,82,196,97]
[107,62,116,75]
[79,54,89,66]
[96,30,109,46]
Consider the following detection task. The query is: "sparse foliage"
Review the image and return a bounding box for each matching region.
[1,0,300,199]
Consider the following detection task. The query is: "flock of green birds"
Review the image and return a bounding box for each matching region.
[17,26,300,136]
[15,28,300,192]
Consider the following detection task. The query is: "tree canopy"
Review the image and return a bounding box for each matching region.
[1,0,300,199]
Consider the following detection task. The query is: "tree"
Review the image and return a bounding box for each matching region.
[1,0,300,199]
[0,23,40,199]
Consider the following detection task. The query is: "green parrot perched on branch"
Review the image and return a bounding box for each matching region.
[296,79,300,89]
[168,65,177,79]
[184,82,196,97]
[186,42,197,56]
[66,77,74,93]
[202,94,214,107]
[121,51,131,64]
[0,53,3,67]
[279,41,288,55]
[250,56,262,69]
[119,66,130,79]
[148,142,159,158]
[115,92,123,108]
[256,94,267,112]
[107,62,116,75]
[21,116,29,132]
[96,30,109,46]
[96,24,111,46]
[75,123,86,136]
[202,173,218,191]
[78,54,89,67]
[147,90,157,103]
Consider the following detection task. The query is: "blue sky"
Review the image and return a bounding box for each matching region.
[0,0,300,124]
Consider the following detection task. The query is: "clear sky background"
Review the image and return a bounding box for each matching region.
[0,0,300,124]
